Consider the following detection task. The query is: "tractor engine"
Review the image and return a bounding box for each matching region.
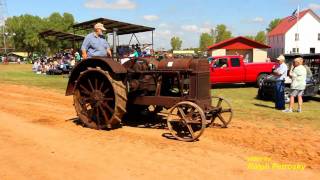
[125,58,210,101]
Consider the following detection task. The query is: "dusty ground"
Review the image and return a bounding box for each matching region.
[0,83,319,180]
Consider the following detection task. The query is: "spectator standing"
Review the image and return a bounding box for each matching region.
[142,45,151,57]
[272,55,288,110]
[129,48,139,58]
[136,44,142,57]
[53,59,58,68]
[32,61,39,72]
[70,58,76,67]
[283,57,307,113]
[75,51,81,62]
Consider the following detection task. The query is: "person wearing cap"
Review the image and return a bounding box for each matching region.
[283,57,307,113]
[272,55,288,110]
[81,23,112,59]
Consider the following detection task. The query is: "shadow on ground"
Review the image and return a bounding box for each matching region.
[253,103,275,109]
[308,96,320,102]
[211,83,255,89]
[122,113,167,129]
[66,113,167,131]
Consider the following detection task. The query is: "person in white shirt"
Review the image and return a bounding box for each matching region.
[272,55,288,110]
[142,45,151,56]
[283,57,307,113]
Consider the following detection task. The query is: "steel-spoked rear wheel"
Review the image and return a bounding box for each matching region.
[73,67,127,129]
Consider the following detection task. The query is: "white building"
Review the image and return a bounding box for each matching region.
[268,9,320,58]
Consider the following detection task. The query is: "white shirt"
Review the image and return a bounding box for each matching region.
[290,65,307,90]
[275,63,288,81]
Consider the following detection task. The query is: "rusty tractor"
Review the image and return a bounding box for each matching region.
[66,56,233,142]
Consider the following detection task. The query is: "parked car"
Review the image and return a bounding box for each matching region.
[258,53,320,103]
[209,55,276,86]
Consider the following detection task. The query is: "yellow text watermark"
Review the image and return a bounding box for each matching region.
[247,156,305,171]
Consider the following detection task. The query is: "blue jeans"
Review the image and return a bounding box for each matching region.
[274,81,285,109]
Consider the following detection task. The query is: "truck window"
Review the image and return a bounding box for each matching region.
[230,58,240,67]
[214,58,228,68]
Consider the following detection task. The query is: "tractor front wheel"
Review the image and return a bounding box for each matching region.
[167,101,206,142]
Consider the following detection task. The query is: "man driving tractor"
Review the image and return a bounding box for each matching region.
[81,23,112,59]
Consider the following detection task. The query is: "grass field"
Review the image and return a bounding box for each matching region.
[0,64,68,92]
[1,63,319,129]
[213,85,320,129]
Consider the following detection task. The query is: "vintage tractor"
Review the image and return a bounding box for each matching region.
[66,57,233,142]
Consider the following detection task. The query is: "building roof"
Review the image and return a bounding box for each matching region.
[173,50,195,54]
[207,36,270,50]
[268,9,319,36]
[39,30,85,41]
[8,52,28,58]
[72,18,155,35]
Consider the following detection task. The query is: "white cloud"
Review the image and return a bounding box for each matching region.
[84,0,136,10]
[181,24,213,33]
[251,17,264,23]
[203,21,212,27]
[143,15,159,21]
[242,17,264,24]
[159,23,168,28]
[176,31,184,36]
[199,27,211,33]
[199,21,214,33]
[181,25,198,32]
[287,0,302,4]
[153,30,172,50]
[162,30,171,35]
[156,30,171,37]
[309,3,320,11]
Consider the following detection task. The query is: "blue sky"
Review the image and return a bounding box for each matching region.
[5,0,320,49]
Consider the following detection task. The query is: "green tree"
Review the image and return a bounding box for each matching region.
[199,33,213,51]
[62,13,75,32]
[266,18,281,32]
[44,12,75,53]
[4,12,75,55]
[170,36,182,50]
[5,14,48,55]
[215,24,232,43]
[45,12,74,32]
[245,35,255,40]
[255,31,266,44]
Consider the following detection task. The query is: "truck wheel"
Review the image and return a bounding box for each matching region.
[257,87,266,100]
[257,73,268,87]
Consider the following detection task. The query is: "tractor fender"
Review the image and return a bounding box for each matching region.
[65,57,127,96]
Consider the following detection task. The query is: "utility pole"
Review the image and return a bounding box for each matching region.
[211,28,217,44]
[0,0,8,54]
[296,5,300,54]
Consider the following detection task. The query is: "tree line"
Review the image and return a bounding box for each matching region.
[2,12,76,56]
[1,12,281,55]
[170,19,282,51]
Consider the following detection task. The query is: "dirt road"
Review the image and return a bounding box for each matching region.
[0,84,319,180]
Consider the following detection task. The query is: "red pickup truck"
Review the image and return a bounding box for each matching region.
[209,55,276,86]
